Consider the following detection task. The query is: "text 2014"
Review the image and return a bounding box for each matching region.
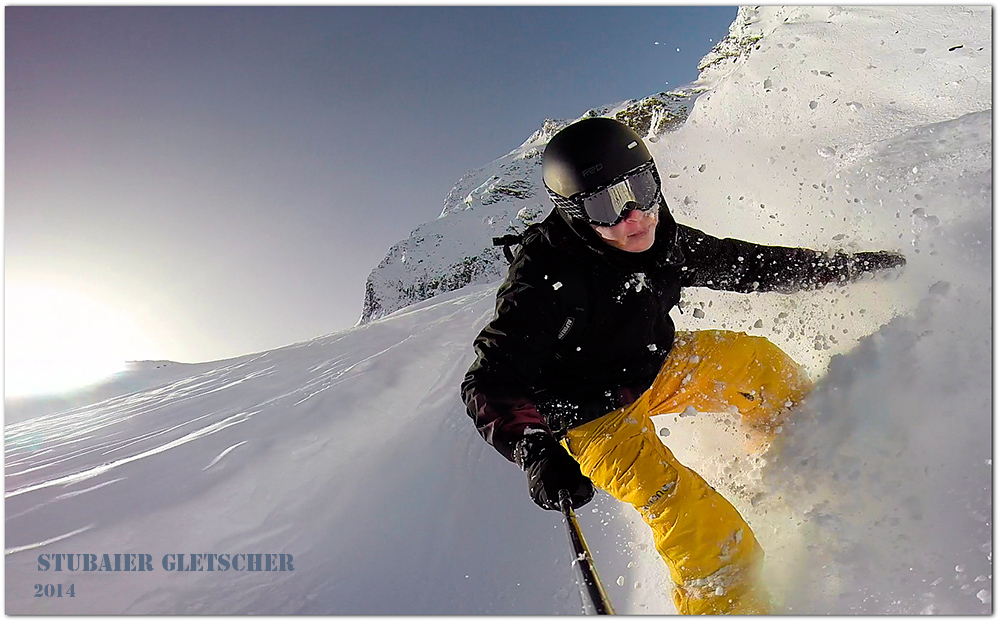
[34,584,75,598]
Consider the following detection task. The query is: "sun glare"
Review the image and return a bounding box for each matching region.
[5,283,156,397]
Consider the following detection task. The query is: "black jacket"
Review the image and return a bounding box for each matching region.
[462,204,860,463]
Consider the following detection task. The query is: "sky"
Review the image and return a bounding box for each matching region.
[5,6,737,396]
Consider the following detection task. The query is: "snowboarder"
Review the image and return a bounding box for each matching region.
[461,117,905,614]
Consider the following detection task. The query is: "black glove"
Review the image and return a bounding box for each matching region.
[514,431,594,511]
[848,250,906,277]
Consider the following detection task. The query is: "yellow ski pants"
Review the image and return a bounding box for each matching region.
[563,330,813,614]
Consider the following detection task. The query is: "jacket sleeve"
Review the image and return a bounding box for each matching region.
[461,253,567,463]
[675,224,863,293]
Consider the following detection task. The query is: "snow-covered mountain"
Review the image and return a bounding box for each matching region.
[5,6,991,615]
[360,5,991,326]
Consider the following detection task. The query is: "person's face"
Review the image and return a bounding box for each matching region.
[591,207,658,252]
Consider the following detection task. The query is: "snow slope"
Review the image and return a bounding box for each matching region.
[7,285,605,614]
[5,361,217,426]
[5,5,991,615]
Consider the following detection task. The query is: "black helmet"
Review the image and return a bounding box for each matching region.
[542,118,659,225]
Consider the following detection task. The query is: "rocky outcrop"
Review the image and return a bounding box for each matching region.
[696,6,766,74]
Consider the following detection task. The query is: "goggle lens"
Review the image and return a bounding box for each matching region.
[578,164,660,226]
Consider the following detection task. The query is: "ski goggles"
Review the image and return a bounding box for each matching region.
[547,161,661,227]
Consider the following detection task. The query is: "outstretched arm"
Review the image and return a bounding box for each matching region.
[676,224,905,293]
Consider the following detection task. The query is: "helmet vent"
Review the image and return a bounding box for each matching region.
[627,141,639,150]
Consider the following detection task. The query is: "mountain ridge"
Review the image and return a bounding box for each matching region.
[360,92,695,324]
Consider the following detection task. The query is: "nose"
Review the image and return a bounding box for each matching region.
[623,205,645,222]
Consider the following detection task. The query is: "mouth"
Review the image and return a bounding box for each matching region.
[629,225,652,239]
